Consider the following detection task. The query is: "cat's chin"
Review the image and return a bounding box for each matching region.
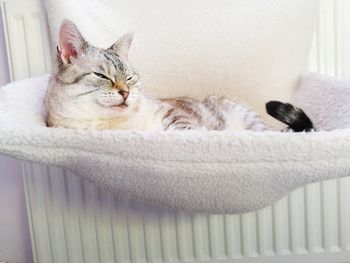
[97,101,127,110]
[106,105,129,114]
[106,103,138,115]
[111,103,127,109]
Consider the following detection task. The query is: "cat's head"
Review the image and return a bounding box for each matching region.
[53,19,142,119]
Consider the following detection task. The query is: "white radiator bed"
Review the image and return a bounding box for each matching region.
[1,0,350,262]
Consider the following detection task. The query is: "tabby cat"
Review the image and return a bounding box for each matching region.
[45,20,313,132]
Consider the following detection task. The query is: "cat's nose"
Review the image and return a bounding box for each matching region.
[119,90,129,99]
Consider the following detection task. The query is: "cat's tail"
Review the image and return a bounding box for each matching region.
[265,101,314,132]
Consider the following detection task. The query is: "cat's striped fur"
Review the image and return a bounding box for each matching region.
[45,20,312,132]
[161,97,266,131]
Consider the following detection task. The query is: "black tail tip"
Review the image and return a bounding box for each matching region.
[265,101,314,132]
[265,101,284,117]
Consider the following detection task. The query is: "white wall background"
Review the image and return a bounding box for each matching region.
[0,7,33,263]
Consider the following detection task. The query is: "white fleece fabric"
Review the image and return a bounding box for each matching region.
[293,73,350,130]
[45,0,319,124]
[0,75,349,214]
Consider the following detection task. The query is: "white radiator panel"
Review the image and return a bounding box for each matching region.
[22,163,350,263]
[0,0,52,81]
[1,0,350,262]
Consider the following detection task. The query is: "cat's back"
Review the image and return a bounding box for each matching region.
[160,96,266,131]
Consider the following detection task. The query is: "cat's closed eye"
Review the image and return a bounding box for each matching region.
[126,74,139,84]
[93,72,112,82]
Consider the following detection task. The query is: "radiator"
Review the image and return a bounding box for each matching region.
[2,0,350,262]
[22,163,350,263]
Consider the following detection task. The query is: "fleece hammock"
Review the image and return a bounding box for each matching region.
[0,74,349,214]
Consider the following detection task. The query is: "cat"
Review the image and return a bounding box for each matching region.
[45,20,313,132]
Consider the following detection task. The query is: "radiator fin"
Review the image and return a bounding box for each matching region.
[22,163,350,263]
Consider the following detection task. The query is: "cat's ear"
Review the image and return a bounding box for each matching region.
[57,19,87,64]
[109,33,133,60]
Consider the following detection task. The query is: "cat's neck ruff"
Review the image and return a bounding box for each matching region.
[112,96,166,131]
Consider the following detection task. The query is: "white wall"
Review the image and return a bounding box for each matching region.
[0,7,34,263]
